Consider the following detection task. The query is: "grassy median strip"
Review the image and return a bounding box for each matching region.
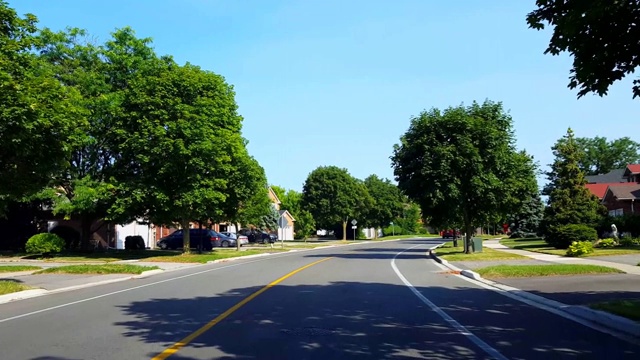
[435,246,527,261]
[0,280,32,295]
[144,249,283,263]
[35,264,159,275]
[590,300,640,322]
[475,264,624,278]
[0,265,41,273]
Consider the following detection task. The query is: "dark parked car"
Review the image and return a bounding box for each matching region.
[157,229,235,250]
[238,229,276,244]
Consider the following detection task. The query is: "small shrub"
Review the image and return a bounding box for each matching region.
[25,233,66,254]
[566,241,594,257]
[124,236,145,250]
[382,225,405,236]
[596,238,617,248]
[417,227,430,235]
[546,224,598,249]
[619,237,640,247]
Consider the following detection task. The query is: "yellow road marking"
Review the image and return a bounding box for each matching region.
[151,257,333,359]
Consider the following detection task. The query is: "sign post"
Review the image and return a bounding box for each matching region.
[278,216,287,248]
[390,222,395,237]
[351,219,357,240]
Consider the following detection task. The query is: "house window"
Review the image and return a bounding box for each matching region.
[609,209,624,217]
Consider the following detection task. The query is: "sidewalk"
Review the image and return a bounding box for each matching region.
[430,240,640,339]
[484,239,640,275]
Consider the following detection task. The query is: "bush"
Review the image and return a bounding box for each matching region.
[124,235,146,250]
[596,238,617,248]
[382,225,405,236]
[510,231,539,239]
[546,224,598,249]
[566,241,594,257]
[620,237,640,247]
[417,227,430,235]
[25,233,66,254]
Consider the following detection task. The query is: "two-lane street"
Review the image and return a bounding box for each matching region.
[1,239,638,359]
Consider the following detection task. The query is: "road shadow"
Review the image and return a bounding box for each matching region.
[113,281,640,359]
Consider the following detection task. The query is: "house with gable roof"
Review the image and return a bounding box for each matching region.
[585,164,640,217]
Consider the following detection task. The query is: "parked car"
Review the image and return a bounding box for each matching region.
[157,229,236,250]
[238,229,276,244]
[220,232,249,246]
[440,229,461,239]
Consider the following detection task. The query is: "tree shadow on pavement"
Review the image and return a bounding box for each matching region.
[114,281,640,360]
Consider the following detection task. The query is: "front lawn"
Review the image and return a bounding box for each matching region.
[38,250,180,263]
[501,238,640,257]
[0,280,32,295]
[590,300,640,322]
[434,245,527,261]
[0,265,41,273]
[475,264,623,278]
[35,264,159,275]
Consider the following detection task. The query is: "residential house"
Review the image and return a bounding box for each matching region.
[585,164,640,217]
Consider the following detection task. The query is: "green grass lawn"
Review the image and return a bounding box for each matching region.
[143,249,288,263]
[590,300,640,322]
[434,245,527,261]
[501,238,640,257]
[475,264,623,278]
[35,264,159,275]
[0,280,31,295]
[0,265,41,273]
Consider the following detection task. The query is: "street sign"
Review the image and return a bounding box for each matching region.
[278,216,287,228]
[351,219,357,226]
[351,225,357,229]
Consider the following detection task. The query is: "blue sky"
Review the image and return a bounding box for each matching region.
[11,0,640,192]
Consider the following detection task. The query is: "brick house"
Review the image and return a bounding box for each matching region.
[586,164,640,217]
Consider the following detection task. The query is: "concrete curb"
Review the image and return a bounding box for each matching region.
[428,248,640,339]
[0,289,48,305]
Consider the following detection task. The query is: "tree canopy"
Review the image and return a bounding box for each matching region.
[392,100,534,252]
[301,166,372,240]
[0,3,84,212]
[527,0,640,99]
[573,137,639,176]
[363,175,404,231]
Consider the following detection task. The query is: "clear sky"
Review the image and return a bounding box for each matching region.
[10,0,640,192]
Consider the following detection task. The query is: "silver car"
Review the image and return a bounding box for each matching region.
[221,232,249,246]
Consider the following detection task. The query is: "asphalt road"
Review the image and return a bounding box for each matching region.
[0,239,638,359]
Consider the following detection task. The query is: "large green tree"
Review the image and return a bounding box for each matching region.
[301,166,372,240]
[222,144,272,250]
[392,100,529,253]
[115,57,244,253]
[34,27,155,249]
[363,175,404,236]
[527,1,640,99]
[541,128,606,246]
[573,137,639,175]
[0,3,84,212]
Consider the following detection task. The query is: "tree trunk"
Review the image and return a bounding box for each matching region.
[197,222,203,254]
[181,219,191,254]
[236,222,241,251]
[79,215,94,251]
[342,221,347,241]
[463,208,472,254]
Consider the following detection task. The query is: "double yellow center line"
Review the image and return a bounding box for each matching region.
[152,257,333,359]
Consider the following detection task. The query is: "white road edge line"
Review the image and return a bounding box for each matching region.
[391,244,509,360]
[0,238,426,324]
[428,260,640,345]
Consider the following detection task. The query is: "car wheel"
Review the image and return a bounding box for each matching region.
[221,240,230,248]
[159,243,167,250]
